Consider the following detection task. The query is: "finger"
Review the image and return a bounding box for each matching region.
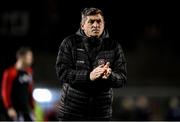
[105,70,111,76]
[95,72,104,77]
[106,68,111,73]
[102,75,108,79]
[93,67,103,73]
[96,74,101,78]
[109,68,112,72]
[95,67,104,71]
[103,64,108,68]
[103,70,111,77]
[100,69,107,74]
[106,62,110,66]
[104,62,110,68]
[104,76,108,79]
[97,69,106,75]
[95,68,106,73]
[106,72,110,76]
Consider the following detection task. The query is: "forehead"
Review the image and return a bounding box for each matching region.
[86,14,104,20]
[24,51,33,56]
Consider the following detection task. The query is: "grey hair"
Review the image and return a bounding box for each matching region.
[80,7,104,24]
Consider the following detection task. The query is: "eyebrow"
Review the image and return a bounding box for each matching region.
[89,19,101,21]
[88,19,102,23]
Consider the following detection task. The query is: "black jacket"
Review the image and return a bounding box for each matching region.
[56,29,127,120]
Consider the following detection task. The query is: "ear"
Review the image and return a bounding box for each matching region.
[81,23,84,30]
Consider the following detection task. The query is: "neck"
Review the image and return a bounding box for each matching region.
[15,60,25,70]
[85,33,100,38]
[90,35,99,38]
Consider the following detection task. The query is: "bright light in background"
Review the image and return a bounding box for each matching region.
[33,88,52,102]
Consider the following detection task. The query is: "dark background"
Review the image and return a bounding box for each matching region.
[0,0,180,120]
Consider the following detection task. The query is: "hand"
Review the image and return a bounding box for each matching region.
[102,67,112,79]
[90,64,106,81]
[7,108,17,120]
[102,62,112,79]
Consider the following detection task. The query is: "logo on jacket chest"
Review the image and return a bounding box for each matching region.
[18,73,32,84]
[95,50,114,67]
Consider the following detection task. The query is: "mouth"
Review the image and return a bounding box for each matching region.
[92,29,99,33]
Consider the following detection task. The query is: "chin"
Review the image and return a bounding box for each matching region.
[91,34,100,37]
[26,63,32,67]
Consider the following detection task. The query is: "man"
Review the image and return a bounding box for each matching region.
[1,47,34,121]
[56,7,127,120]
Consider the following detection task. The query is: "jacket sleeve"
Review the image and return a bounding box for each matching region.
[1,69,17,109]
[107,42,127,88]
[56,38,91,84]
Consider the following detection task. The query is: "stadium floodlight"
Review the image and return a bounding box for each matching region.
[33,88,52,102]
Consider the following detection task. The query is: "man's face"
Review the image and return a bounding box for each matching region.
[81,14,105,38]
[22,51,33,67]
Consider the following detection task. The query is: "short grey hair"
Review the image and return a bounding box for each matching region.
[81,7,104,24]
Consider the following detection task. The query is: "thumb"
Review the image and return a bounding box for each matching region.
[104,62,110,68]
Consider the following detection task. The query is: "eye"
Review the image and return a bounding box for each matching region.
[97,20,102,23]
[88,20,94,24]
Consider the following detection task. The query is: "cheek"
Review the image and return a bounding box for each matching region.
[100,24,104,28]
[26,56,33,63]
[100,25,105,31]
[84,25,92,32]
[86,25,92,29]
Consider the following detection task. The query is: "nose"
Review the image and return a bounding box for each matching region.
[92,21,99,28]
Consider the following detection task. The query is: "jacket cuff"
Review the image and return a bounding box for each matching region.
[108,71,117,81]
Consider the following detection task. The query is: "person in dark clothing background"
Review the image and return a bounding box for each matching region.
[56,7,127,120]
[1,47,34,121]
[134,96,151,121]
[167,96,180,121]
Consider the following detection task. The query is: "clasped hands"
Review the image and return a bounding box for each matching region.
[90,62,112,81]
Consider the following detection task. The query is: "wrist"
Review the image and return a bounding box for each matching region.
[89,71,94,81]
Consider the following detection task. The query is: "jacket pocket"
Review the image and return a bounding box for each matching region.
[75,48,90,70]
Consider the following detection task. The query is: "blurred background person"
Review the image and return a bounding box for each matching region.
[1,47,35,121]
[119,96,136,120]
[166,96,180,121]
[134,95,151,120]
[44,102,58,121]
